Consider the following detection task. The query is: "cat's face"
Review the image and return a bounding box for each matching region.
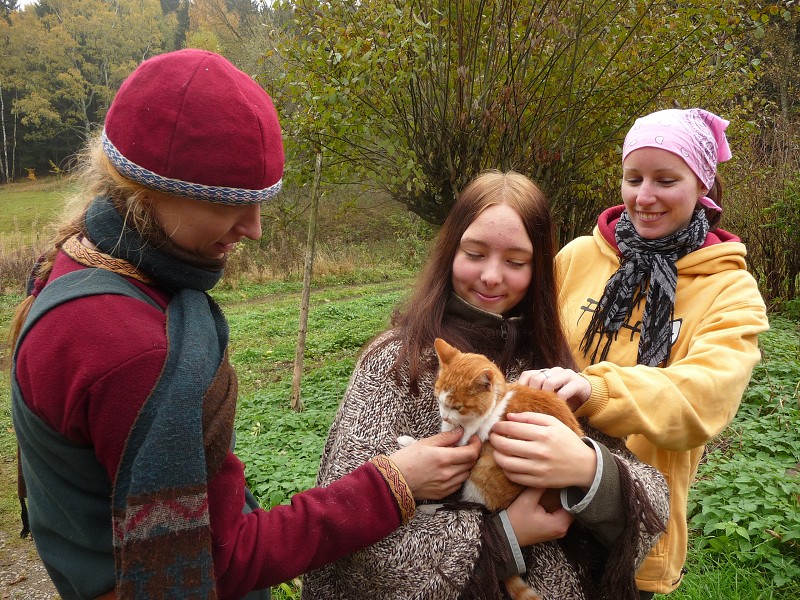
[435,368,498,428]
[433,338,502,427]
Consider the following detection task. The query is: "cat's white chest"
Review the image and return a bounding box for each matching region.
[444,391,511,445]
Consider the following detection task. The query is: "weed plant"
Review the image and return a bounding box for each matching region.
[225,283,408,508]
[685,316,800,593]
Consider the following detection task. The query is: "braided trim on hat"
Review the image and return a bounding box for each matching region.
[101,130,282,205]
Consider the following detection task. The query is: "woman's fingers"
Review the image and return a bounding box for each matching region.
[490,413,597,489]
[389,430,480,500]
[515,368,591,409]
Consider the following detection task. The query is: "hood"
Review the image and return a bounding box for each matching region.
[593,205,748,276]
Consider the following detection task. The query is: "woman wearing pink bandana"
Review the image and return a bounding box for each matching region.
[507,108,769,597]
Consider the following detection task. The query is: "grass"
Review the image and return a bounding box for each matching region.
[0,292,25,543]
[0,180,798,599]
[217,279,411,509]
[0,177,70,243]
[669,545,790,599]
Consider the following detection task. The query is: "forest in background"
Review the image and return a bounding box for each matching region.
[0,0,798,303]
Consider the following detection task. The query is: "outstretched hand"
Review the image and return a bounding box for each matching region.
[389,429,481,500]
[489,412,597,490]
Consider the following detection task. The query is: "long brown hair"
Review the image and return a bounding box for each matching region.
[703,174,724,230]
[8,135,157,351]
[384,170,576,392]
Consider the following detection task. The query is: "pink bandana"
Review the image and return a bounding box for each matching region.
[622,108,732,212]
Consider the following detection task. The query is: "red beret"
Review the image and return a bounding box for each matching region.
[102,49,283,205]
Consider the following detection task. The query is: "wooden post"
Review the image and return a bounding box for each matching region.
[290,151,323,411]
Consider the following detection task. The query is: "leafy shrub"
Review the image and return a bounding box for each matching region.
[234,360,354,508]
[777,297,800,321]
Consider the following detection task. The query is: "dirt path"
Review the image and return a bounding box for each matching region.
[0,532,58,599]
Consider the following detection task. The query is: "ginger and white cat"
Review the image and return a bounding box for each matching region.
[399,338,585,600]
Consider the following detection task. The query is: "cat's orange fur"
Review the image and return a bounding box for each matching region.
[432,338,585,600]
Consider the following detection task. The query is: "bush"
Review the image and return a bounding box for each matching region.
[0,243,44,295]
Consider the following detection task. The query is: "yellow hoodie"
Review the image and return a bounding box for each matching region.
[557,206,769,594]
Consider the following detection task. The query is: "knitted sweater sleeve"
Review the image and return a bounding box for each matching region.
[301,339,487,599]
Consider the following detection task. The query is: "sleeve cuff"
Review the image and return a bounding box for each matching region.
[498,510,526,575]
[561,437,602,514]
[574,374,609,418]
[369,455,416,524]
[559,440,626,548]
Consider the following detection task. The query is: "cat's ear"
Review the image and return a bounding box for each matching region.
[472,368,495,391]
[434,338,459,364]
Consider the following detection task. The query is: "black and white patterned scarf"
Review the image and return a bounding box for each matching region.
[580,208,709,367]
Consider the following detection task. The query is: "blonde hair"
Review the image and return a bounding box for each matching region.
[8,135,158,349]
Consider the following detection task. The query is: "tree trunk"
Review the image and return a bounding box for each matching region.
[290,151,323,412]
[0,80,8,183]
[11,97,16,182]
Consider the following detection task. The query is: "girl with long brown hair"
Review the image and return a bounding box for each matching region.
[302,170,669,600]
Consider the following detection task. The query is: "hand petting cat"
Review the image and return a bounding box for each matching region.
[518,367,592,411]
[490,412,598,491]
[389,429,481,500]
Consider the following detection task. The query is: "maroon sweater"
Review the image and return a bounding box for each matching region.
[16,252,403,599]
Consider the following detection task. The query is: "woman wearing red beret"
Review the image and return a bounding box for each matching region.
[10,49,480,600]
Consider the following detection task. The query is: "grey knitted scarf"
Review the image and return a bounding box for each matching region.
[580,209,709,367]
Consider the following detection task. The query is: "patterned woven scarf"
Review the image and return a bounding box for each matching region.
[580,209,709,366]
[84,196,235,598]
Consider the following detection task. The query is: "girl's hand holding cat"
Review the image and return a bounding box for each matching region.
[489,412,597,491]
[517,367,591,411]
[506,487,575,546]
[388,428,481,501]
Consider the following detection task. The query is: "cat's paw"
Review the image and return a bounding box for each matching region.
[397,435,416,448]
